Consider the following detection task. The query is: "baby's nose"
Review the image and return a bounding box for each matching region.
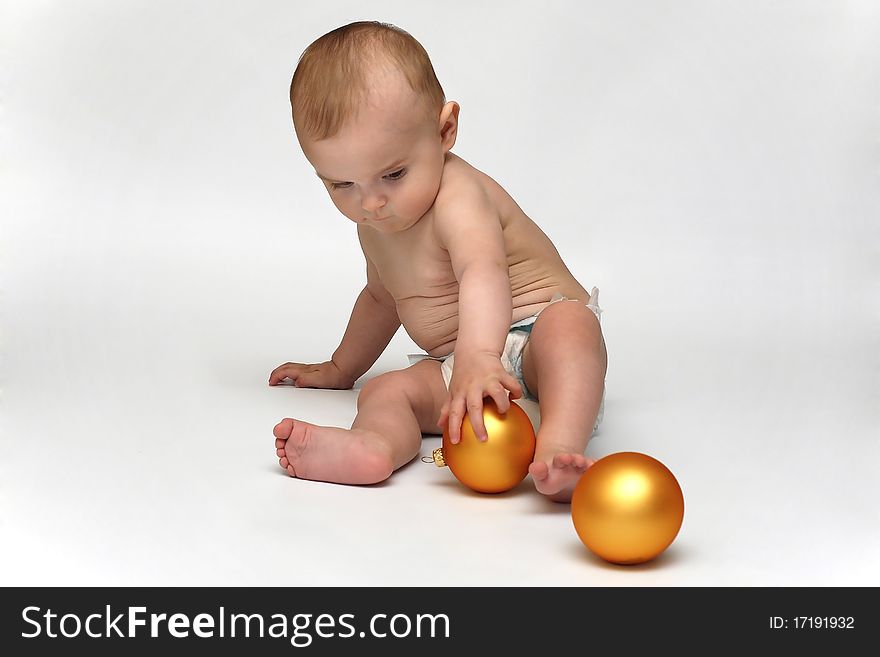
[361,193,387,212]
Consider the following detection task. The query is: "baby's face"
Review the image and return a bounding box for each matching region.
[300,84,450,233]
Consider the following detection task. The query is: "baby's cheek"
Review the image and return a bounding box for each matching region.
[331,197,358,222]
[402,186,437,220]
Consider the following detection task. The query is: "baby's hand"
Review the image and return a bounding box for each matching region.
[268,360,354,390]
[437,351,523,444]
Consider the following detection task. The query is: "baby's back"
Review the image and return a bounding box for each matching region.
[360,153,590,357]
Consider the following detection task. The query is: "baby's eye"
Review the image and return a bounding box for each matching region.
[385,168,407,181]
[330,182,353,190]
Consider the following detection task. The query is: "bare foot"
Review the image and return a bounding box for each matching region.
[528,453,596,502]
[273,418,393,485]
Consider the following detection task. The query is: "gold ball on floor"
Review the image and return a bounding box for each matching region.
[435,399,536,494]
[571,452,684,565]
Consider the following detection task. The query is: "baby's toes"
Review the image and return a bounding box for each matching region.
[553,453,574,469]
[273,419,294,440]
[529,461,550,481]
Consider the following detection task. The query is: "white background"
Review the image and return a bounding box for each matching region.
[2,0,878,585]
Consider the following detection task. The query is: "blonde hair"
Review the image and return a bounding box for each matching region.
[290,21,446,141]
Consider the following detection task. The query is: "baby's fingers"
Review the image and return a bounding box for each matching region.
[445,396,467,444]
[501,373,523,401]
[293,371,315,387]
[466,392,488,442]
[269,363,303,385]
[487,382,512,415]
[437,399,450,429]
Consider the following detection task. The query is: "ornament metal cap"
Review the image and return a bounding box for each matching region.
[421,447,447,467]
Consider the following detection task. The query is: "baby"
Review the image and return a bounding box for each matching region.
[271,21,607,502]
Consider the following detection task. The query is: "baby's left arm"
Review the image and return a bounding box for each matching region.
[434,184,523,443]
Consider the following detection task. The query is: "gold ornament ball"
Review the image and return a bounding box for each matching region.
[433,399,536,494]
[571,452,684,565]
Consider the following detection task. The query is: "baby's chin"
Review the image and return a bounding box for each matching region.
[363,216,422,232]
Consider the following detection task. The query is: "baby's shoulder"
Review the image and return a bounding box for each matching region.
[432,155,499,236]
[435,154,490,206]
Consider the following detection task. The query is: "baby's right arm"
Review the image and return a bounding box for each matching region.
[268,253,400,389]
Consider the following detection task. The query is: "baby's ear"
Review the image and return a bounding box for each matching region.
[439,101,460,151]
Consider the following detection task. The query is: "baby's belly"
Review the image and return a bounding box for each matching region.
[397,295,460,357]
[396,279,587,358]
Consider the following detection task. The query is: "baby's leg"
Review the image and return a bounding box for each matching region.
[520,300,607,502]
[274,360,446,485]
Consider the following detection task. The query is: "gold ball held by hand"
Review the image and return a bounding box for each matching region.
[571,452,684,565]
[428,399,536,494]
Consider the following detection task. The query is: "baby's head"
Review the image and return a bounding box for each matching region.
[290,22,459,231]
